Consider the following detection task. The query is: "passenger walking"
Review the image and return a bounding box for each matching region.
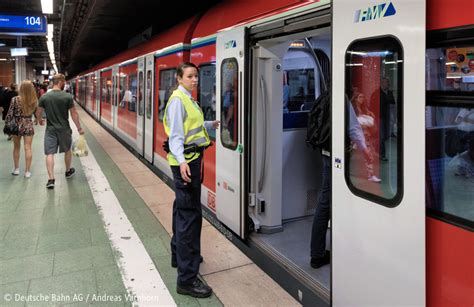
[36,73,84,189]
[5,81,38,178]
[163,62,219,298]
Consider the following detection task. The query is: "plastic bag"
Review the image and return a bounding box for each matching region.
[73,135,88,157]
[357,114,374,127]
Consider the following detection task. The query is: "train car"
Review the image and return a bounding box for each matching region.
[71,0,473,305]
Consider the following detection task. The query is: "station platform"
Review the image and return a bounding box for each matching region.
[0,105,299,306]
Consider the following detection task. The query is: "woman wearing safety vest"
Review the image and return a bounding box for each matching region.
[163,62,219,298]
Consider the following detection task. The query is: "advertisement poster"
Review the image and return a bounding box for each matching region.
[446,47,474,77]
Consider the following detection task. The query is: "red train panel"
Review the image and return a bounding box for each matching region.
[427,217,474,306]
[427,0,474,31]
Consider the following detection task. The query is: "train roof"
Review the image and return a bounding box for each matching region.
[191,0,305,39]
[74,0,314,78]
[77,16,199,76]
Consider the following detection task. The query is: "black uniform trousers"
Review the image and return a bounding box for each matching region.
[170,155,203,286]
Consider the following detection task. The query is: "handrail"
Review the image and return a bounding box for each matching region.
[258,75,267,193]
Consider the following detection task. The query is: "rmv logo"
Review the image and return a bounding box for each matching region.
[354,2,396,23]
[225,40,237,49]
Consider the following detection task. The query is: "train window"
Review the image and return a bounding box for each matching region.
[199,63,216,139]
[220,58,239,150]
[345,36,403,207]
[426,46,474,92]
[158,69,177,122]
[106,78,112,104]
[128,73,137,113]
[146,70,152,119]
[102,77,111,104]
[138,71,144,116]
[283,48,317,113]
[426,105,474,227]
[282,42,330,130]
[119,74,127,109]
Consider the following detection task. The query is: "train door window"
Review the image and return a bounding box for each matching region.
[128,73,137,112]
[345,36,403,206]
[119,74,127,109]
[106,78,112,104]
[158,69,177,122]
[220,58,239,150]
[91,75,96,107]
[146,70,152,119]
[426,105,474,227]
[199,63,216,139]
[138,71,144,116]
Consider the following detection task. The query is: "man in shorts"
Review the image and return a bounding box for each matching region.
[36,73,84,189]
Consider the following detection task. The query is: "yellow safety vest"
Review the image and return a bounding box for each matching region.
[163,89,210,166]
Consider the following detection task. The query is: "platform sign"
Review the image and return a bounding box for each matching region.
[0,14,47,36]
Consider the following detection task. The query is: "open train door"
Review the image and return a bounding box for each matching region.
[332,1,425,306]
[95,71,100,119]
[136,57,145,156]
[215,26,248,239]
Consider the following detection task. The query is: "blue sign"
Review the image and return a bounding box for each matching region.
[0,14,47,35]
[354,2,396,23]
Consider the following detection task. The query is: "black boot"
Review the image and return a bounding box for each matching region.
[311,250,330,268]
[177,278,212,298]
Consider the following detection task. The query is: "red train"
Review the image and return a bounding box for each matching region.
[73,0,474,305]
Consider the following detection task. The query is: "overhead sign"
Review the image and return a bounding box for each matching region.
[11,48,28,57]
[0,14,47,36]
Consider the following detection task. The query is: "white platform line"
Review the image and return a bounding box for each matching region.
[72,127,175,307]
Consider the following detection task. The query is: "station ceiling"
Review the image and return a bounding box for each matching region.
[1,0,221,78]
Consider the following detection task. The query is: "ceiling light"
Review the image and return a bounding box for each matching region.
[41,0,53,14]
[0,42,5,47]
[47,24,54,41]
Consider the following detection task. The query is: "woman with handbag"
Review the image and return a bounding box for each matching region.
[1,83,18,141]
[5,80,38,178]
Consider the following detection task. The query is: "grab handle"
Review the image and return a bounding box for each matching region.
[258,75,267,193]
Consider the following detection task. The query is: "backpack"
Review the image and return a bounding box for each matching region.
[306,90,331,151]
